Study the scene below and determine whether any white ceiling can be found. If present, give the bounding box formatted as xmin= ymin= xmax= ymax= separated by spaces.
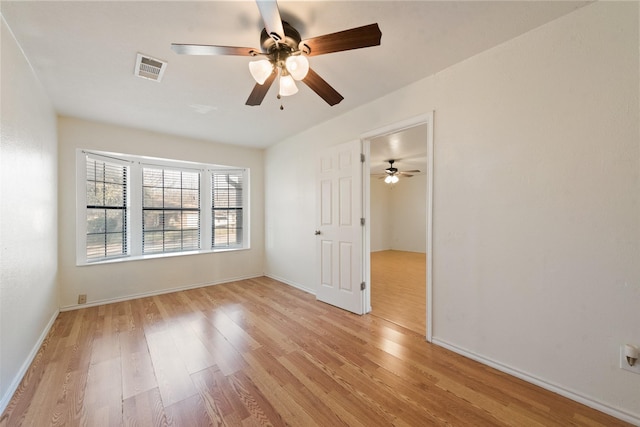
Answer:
xmin=369 ymin=124 xmax=428 ymax=176
xmin=1 ymin=1 xmax=588 ymax=149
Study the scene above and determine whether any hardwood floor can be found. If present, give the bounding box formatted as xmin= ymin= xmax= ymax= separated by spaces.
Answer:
xmin=371 ymin=250 xmax=426 ymax=335
xmin=0 ymin=277 xmax=629 ymax=426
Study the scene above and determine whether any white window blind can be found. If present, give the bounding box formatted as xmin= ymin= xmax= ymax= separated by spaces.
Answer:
xmin=142 ymin=167 xmax=201 ymax=254
xmin=85 ymin=156 xmax=128 ymax=261
xmin=212 ymin=170 xmax=243 ymax=248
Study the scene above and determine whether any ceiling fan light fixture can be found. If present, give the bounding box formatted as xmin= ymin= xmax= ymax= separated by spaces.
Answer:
xmin=279 ymin=73 xmax=298 ymax=97
xmin=249 ymin=59 xmax=273 ymax=85
xmin=285 ymin=55 xmax=309 ymax=81
xmin=384 ymin=175 xmax=399 ymax=184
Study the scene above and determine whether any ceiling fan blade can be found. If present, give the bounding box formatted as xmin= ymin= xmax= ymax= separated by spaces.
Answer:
xmin=402 ymin=170 xmax=421 ymax=173
xmin=246 ymin=71 xmax=277 ymax=106
xmin=300 ymin=23 xmax=382 ymax=57
xmin=256 ymin=0 xmax=285 ymax=42
xmin=302 ymin=68 xmax=344 ymax=106
xmin=171 ymin=44 xmax=258 ymax=56
xmin=399 ymin=173 xmax=414 ymax=178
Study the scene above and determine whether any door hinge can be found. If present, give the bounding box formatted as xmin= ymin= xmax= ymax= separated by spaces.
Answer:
xmin=360 ymin=153 xmax=365 ymax=163
xmin=360 ymin=218 xmax=365 ymax=226
xmin=361 ymin=282 xmax=366 ymax=290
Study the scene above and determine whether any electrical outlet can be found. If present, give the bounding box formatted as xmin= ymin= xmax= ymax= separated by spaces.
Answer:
xmin=620 ymin=345 xmax=640 ymax=374
xmin=78 ymin=294 xmax=87 ymax=304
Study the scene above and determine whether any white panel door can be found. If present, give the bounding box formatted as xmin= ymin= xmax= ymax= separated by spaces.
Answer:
xmin=316 ymin=140 xmax=364 ymax=314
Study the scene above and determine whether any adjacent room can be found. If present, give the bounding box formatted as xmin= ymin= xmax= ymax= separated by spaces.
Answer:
xmin=369 ymin=124 xmax=428 ymax=335
xmin=1 ymin=1 xmax=639 ymax=425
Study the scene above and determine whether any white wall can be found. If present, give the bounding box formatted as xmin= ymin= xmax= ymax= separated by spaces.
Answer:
xmin=370 ymin=177 xmax=392 ymax=251
xmin=57 ymin=117 xmax=265 ymax=308
xmin=370 ymin=175 xmax=427 ymax=253
xmin=0 ymin=17 xmax=59 ymax=411
xmin=265 ymin=2 xmax=640 ymax=422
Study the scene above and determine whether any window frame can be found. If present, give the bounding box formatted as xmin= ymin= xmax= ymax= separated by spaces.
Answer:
xmin=76 ymin=150 xmax=250 ymax=266
xmin=82 ymin=153 xmax=131 ymax=262
xmin=211 ymin=169 xmax=245 ymax=249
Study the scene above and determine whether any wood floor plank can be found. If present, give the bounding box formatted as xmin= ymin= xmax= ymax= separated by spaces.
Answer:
xmin=191 ymin=366 xmax=236 ymax=426
xmin=371 ymin=250 xmax=426 ymax=334
xmin=268 ymin=356 xmax=355 ymax=426
xmin=17 ymin=361 xmax=63 ymax=426
xmin=205 ymin=309 xmax=261 ymax=353
xmin=210 ymin=367 xmax=252 ymax=422
xmin=119 ymin=329 xmax=158 ymax=400
xmin=228 ymin=370 xmax=287 ymax=426
xmin=82 ymin=357 xmax=123 ymax=427
xmin=122 ymin=387 xmax=168 ymax=427
xmin=90 ymin=303 xmax=120 ymax=365
xmin=145 ymin=329 xmax=198 ymax=406
xmin=241 ymin=363 xmax=316 ymax=426
xmin=164 ymin=394 xmax=212 ymax=427
xmin=189 ymin=316 xmax=248 ymax=376
xmin=0 ymin=316 xmax=69 ymax=426
xmin=167 ymin=321 xmax=218 ymax=375
xmin=1 ymin=277 xmax=632 ymax=427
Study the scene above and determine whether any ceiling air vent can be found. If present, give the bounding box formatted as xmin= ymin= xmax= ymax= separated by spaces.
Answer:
xmin=134 ymin=53 xmax=167 ymax=82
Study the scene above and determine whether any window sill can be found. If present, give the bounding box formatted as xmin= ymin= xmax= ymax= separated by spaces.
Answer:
xmin=77 ymin=246 xmax=249 ymax=267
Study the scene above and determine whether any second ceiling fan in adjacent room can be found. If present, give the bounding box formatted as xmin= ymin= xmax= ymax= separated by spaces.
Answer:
xmin=377 ymin=160 xmax=420 ymax=184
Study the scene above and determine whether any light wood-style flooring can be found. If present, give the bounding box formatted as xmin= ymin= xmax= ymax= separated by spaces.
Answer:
xmin=371 ymin=250 xmax=426 ymax=335
xmin=0 ymin=277 xmax=629 ymax=426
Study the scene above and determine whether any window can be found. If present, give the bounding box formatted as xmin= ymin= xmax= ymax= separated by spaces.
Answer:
xmin=143 ymin=167 xmax=200 ymax=254
xmin=212 ymin=170 xmax=243 ymax=248
xmin=85 ymin=156 xmax=128 ymax=261
xmin=77 ymin=150 xmax=248 ymax=265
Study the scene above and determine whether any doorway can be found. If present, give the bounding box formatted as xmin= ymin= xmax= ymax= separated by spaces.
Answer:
xmin=361 ymin=113 xmax=434 ymax=341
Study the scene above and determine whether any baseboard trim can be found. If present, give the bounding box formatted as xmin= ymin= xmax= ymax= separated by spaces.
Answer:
xmin=432 ymin=338 xmax=640 ymax=426
xmin=0 ymin=309 xmax=59 ymax=415
xmin=264 ymin=274 xmax=315 ymax=295
xmin=59 ymin=274 xmax=262 ymax=312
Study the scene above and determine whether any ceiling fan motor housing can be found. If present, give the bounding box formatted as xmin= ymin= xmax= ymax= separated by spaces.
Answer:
xmin=260 ymin=21 xmax=302 ymax=56
xmin=386 ymin=160 xmax=398 ymax=175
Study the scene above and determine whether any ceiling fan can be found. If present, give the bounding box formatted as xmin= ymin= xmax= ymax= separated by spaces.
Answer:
xmin=170 ymin=0 xmax=382 ymax=107
xmin=377 ymin=160 xmax=420 ymax=183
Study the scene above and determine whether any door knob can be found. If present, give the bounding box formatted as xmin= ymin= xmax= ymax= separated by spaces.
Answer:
xmin=314 ymin=230 xmax=321 ymax=235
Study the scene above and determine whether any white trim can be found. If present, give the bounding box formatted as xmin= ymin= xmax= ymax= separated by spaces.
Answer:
xmin=433 ymin=338 xmax=640 ymax=426
xmin=425 ymin=112 xmax=434 ymax=342
xmin=360 ymin=112 xmax=435 ymax=343
xmin=0 ymin=309 xmax=59 ymax=414
xmin=83 ymin=150 xmax=133 ymax=166
xmin=264 ymin=274 xmax=316 ymax=295
xmin=76 ymin=149 xmax=88 ymax=265
xmin=362 ymin=140 xmax=372 ymax=313
xmin=360 ymin=113 xmax=434 ymax=140
xmin=59 ymin=274 xmax=262 ymax=311
xmin=78 ymin=246 xmax=250 ymax=266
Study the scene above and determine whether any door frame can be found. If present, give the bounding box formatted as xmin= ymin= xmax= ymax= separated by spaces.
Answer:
xmin=360 ymin=112 xmax=434 ymax=342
